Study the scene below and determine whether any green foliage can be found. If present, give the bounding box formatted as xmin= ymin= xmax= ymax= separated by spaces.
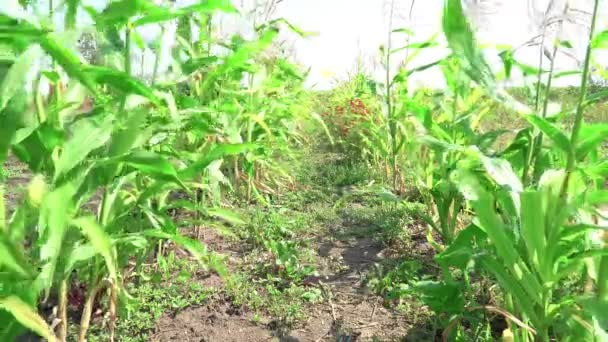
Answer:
xmin=243 ymin=208 xmax=315 ymax=282
xmin=1 ymin=0 xmax=608 ymax=341
xmin=318 ymin=0 xmax=608 ymax=340
xmin=0 ymin=1 xmax=316 ymax=340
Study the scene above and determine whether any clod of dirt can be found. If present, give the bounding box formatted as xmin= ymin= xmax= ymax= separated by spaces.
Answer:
xmin=151 ymin=302 xmax=273 ymax=342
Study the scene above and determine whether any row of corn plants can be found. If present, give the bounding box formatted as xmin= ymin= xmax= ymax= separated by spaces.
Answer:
xmin=0 ymin=0 xmax=313 ymax=340
xmin=321 ymin=0 xmax=608 ymax=340
xmin=408 ymin=0 xmax=607 ymax=340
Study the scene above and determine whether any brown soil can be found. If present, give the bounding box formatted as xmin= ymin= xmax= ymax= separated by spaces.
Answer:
xmin=151 ymin=221 xmax=418 ymax=342
xmin=151 ymin=300 xmax=274 ymax=342
xmin=3 ymin=155 xmax=30 ymax=212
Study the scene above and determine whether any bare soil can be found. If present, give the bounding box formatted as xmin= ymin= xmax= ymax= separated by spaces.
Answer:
xmin=150 ymin=218 xmax=421 ymax=342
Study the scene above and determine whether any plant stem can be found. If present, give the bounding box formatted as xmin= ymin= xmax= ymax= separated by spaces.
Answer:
xmin=0 ymin=185 xmax=5 ymax=232
xmin=151 ymin=24 xmax=165 ymax=86
xmin=57 ymin=278 xmax=68 ymax=342
xmin=385 ymin=0 xmax=397 ymax=191
xmin=124 ymin=25 xmax=132 ymax=78
xmin=559 ymin=0 xmax=599 ymax=200
xmin=527 ymin=3 xmax=569 ymax=185
xmin=109 ymin=282 xmax=118 ymax=342
xmin=78 ymin=279 xmax=110 ymax=342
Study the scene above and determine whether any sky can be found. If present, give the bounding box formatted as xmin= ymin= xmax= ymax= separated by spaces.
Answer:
xmin=266 ymin=0 xmax=604 ymax=89
xmin=2 ymin=0 xmax=607 ymax=90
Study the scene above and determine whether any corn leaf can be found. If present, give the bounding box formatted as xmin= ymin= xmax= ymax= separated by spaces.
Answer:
xmin=38 ymin=184 xmax=76 ymax=291
xmin=72 ymin=216 xmax=118 ymax=282
xmin=206 ymin=208 xmax=245 ymax=225
xmin=0 ymin=296 xmax=56 ymax=342
xmin=54 ymin=115 xmax=113 ymax=181
xmin=0 ymin=46 xmax=40 ymax=111
xmin=38 ymin=35 xmax=98 ymax=95
xmin=442 ymin=0 xmax=494 ymax=89
xmin=97 ymin=0 xmax=154 ymax=27
xmin=576 ymin=123 xmax=608 ymax=159
xmin=592 ymin=30 xmax=608 ymax=49
xmin=65 ymin=0 xmax=79 ymax=29
xmin=133 ymin=1 xmax=237 ymax=27
xmin=579 ymin=297 xmax=608 ymax=331
xmin=520 ymin=191 xmax=548 ymax=281
xmin=83 ymin=66 xmax=160 ymax=105
xmin=525 ymin=115 xmax=571 ymax=154
xmin=471 ymin=191 xmax=518 ymax=266
xmin=115 ymin=151 xmax=178 ymax=178
xmin=480 ymin=256 xmax=540 ymax=326
xmin=179 ymin=143 xmax=255 ymax=180
xmin=0 ymin=232 xmax=34 ymax=279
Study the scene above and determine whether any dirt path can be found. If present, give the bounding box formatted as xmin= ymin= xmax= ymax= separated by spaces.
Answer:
xmin=150 ymin=214 xmax=415 ymax=342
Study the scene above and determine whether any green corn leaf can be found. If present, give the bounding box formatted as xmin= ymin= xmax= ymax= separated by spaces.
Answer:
xmin=390 ymin=41 xmax=439 ymax=55
xmin=131 ymin=30 xmax=146 ymax=50
xmin=182 ymin=56 xmax=218 ymax=74
xmin=206 ymin=208 xmax=246 ymax=225
xmin=54 ymin=115 xmax=113 ymax=181
xmin=479 ymin=256 xmax=540 ymax=326
xmin=499 ymin=50 xmax=514 ymax=78
xmin=415 ymin=280 xmax=465 ymax=315
xmin=97 ymin=0 xmax=153 ymax=27
xmin=587 ymin=190 xmax=608 ymax=207
xmin=553 ymin=70 xmax=581 ymax=79
xmin=133 ymin=0 xmax=237 ymax=27
xmin=62 ymin=243 xmax=96 ymax=277
xmin=480 ymin=156 xmax=523 ymax=193
xmin=584 ymin=89 xmax=608 ymax=106
xmin=141 ymin=230 xmax=225 ymax=273
xmin=520 ymin=191 xmax=548 ymax=281
xmin=65 ymin=0 xmax=80 ymax=29
xmin=525 ymin=115 xmax=571 ymax=154
xmin=392 ymin=27 xmax=414 ymax=35
xmin=392 ymin=60 xmax=443 ymax=84
xmin=579 ymin=298 xmax=608 ymax=331
xmin=560 ymin=224 xmax=606 ymax=241
xmin=72 ymin=216 xmax=117 ymax=281
xmin=0 ymin=232 xmax=35 ymax=279
xmin=0 ymin=296 xmax=56 ymax=342
xmin=83 ymin=66 xmax=160 ymax=105
xmin=471 ymin=190 xmax=518 ymax=266
xmin=107 ymin=110 xmax=149 ymax=157
xmin=179 ymin=143 xmax=255 ymax=180
xmin=0 ymin=15 xmax=42 ymax=52
xmin=0 ymin=46 xmax=40 ymax=111
xmin=583 ymin=160 xmax=608 ymax=179
xmin=442 ymin=0 xmax=494 ymax=89
xmin=472 ymin=190 xmax=544 ymax=306
xmin=260 ymin=18 xmax=314 ymax=37
xmin=592 ymin=30 xmax=608 ymax=49
xmin=576 ymin=123 xmax=608 ymax=159
xmin=436 ymin=224 xmax=486 ymax=270
xmin=38 ymin=184 xmax=76 ymax=292
xmin=579 ymin=297 xmax=608 ymax=331
xmin=0 ymin=93 xmax=30 ymax=166
xmin=38 ymin=35 xmax=98 ymax=96
xmin=117 ymin=151 xmax=177 ymax=177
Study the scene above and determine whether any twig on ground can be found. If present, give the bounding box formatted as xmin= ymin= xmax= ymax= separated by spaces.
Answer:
xmin=370 ymin=302 xmax=377 ymax=322
xmin=314 ymin=330 xmax=330 ymax=342
xmin=319 ymin=281 xmax=337 ymax=322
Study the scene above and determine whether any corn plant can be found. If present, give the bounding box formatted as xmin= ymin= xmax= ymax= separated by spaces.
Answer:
xmin=403 ymin=55 xmax=501 ymax=246
xmin=0 ymin=0 xmax=311 ymax=340
xmin=431 ymin=0 xmax=608 ymax=340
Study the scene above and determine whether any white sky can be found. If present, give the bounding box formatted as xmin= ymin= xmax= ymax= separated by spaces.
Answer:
xmin=267 ymin=0 xmax=605 ymax=89
xmin=3 ymin=0 xmax=607 ymax=90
